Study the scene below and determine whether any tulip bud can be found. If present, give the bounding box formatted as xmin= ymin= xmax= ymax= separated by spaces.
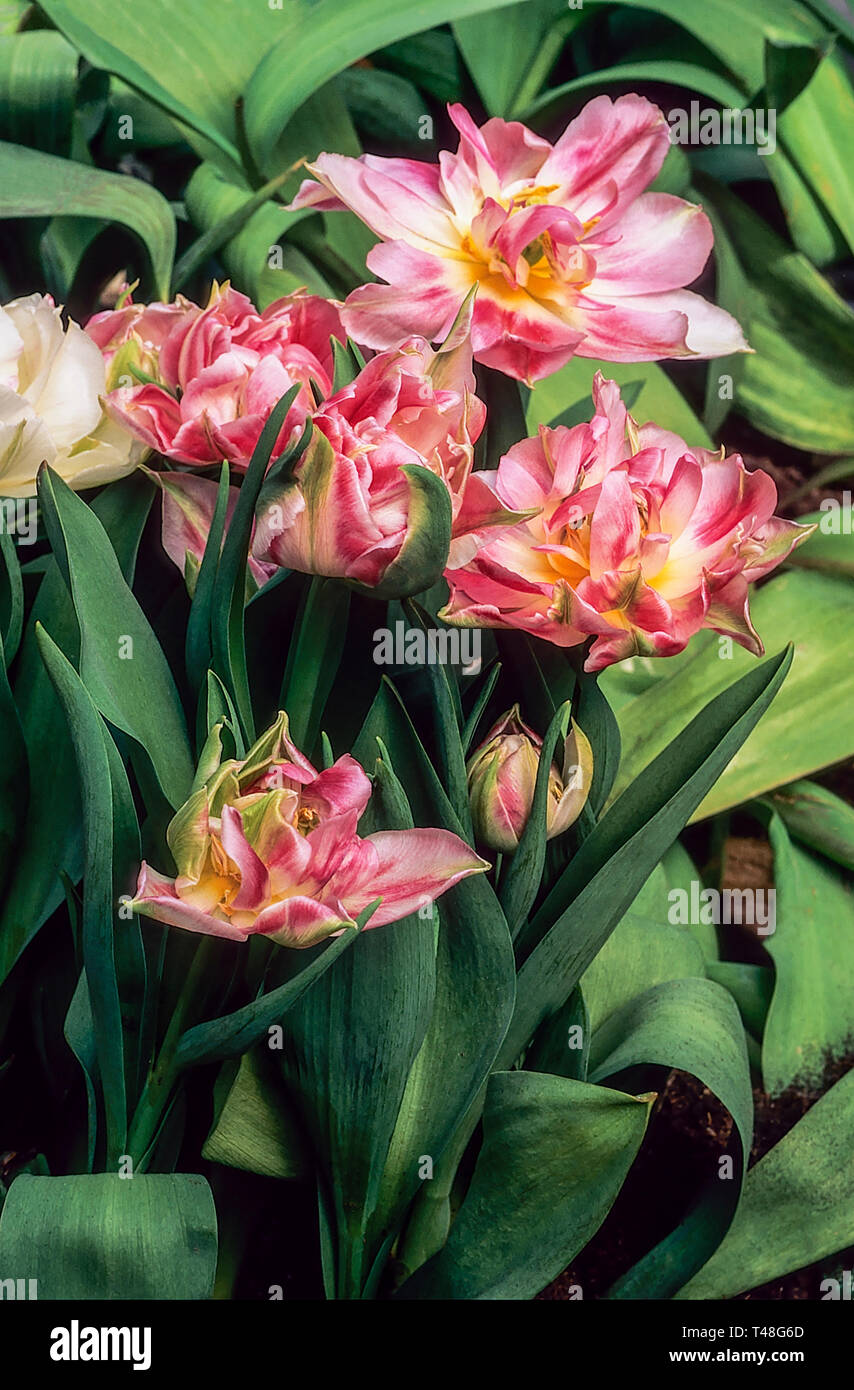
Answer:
xmin=466 ymin=705 xmax=593 ymax=853
xmin=252 ymin=420 xmax=453 ymax=599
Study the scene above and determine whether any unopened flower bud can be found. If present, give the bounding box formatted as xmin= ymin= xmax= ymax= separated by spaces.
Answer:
xmin=466 ymin=704 xmax=592 ymax=853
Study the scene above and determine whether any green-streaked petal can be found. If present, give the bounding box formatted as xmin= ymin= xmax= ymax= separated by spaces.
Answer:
xmin=238 ymin=787 xmax=299 ymax=859
xmin=353 ymin=463 xmax=452 ymax=601
xmin=191 ymin=720 xmax=226 ymax=795
xmin=166 ymin=785 xmax=210 ymax=883
xmin=208 ymin=765 xmax=241 ymax=817
xmin=238 ymin=710 xmax=292 ymax=788
xmin=550 ymin=719 xmax=594 ymax=836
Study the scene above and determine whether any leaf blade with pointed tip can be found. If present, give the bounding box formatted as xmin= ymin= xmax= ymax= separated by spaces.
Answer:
xmin=677 ymin=1068 xmax=854 ymax=1299
xmin=396 ymin=1072 xmax=651 ymax=1300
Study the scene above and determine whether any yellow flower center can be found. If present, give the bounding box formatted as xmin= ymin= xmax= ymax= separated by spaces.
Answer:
xmin=504 ymin=183 xmax=560 ymax=211
xmin=295 ymin=806 xmax=320 ymax=835
xmin=205 ymin=833 xmax=242 ymax=915
xmin=458 ymin=181 xmax=600 ymax=296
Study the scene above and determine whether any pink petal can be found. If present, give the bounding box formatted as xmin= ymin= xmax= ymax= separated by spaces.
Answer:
xmin=538 ymin=94 xmax=671 ymax=230
xmin=105 ymin=384 xmax=182 ymax=454
xmin=291 ymin=153 xmax=458 ymax=252
xmin=493 ymin=204 xmax=585 ymax=278
xmin=286 ymin=177 xmax=350 ymax=214
xmin=449 ymin=470 xmax=531 ymax=567
xmin=497 ymin=436 xmax=554 ymax=509
xmin=131 ymin=863 xmax=251 ymax=941
xmin=704 ymin=573 xmax=762 ymax=654
xmin=572 ymin=287 xmax=748 ymax=361
xmin=220 ymin=805 xmax=270 ymax=910
xmin=441 ymin=578 xmax=585 ymax=648
xmin=264 ymin=821 xmax=313 ymax=895
xmin=361 ymin=154 xmax=446 ymax=206
xmin=155 ymin=471 xmax=224 ymax=565
xmin=340 ymin=828 xmax=488 ymax=926
xmin=468 ymin=282 xmax=586 ymax=382
xmin=261 ymin=292 xmax=346 ymax=382
xmin=252 ymin=895 xmax=355 ymax=947
xmin=179 ymin=352 xmax=247 ymax=426
xmin=343 ymin=244 xmax=474 ymax=350
xmin=304 ymin=808 xmax=362 ymax=885
xmin=589 ymin=470 xmax=641 ymax=576
xmin=590 ymin=193 xmax=713 ymax=295
xmin=659 ymin=456 xmax=704 ymax=538
xmin=447 ymin=103 xmax=551 ymax=197
xmin=149 ymin=471 xmax=274 ymax=590
xmin=303 ymin=755 xmax=372 ymax=818
xmin=741 ymin=515 xmax=816 ymax=582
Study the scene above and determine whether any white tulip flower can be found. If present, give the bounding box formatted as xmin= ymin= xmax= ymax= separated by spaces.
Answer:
xmin=0 ymin=293 xmax=143 ymax=499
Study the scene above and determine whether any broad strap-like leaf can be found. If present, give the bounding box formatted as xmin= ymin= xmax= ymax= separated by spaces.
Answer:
xmin=0 ymin=1173 xmax=217 ymax=1298
xmin=677 ymin=1067 xmax=854 ymax=1299
xmin=38 ymin=465 xmax=193 ymax=809
xmin=589 ymin=976 xmax=753 ymax=1299
xmin=396 ymin=1072 xmax=652 ymax=1300
xmin=505 ymin=648 xmax=792 ymax=1065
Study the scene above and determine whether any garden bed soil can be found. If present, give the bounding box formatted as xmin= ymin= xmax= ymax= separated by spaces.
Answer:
xmin=539 ymin=1055 xmax=854 ymax=1301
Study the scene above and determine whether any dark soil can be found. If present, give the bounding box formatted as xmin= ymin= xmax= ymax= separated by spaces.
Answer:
xmin=538 ymin=1070 xmax=733 ymax=1301
xmin=744 ymin=449 xmax=853 ymax=523
xmin=539 ymin=1054 xmax=854 ymax=1301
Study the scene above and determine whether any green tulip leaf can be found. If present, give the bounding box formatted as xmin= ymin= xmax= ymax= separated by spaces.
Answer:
xmin=38 ymin=465 xmax=193 ymax=810
xmin=604 ymin=571 xmax=854 ymax=819
xmin=353 ymin=681 xmax=516 ymax=1289
xmin=0 ymin=476 xmax=152 ymax=988
xmin=397 ymin=1072 xmax=652 ymax=1300
xmin=0 ymin=140 xmax=174 ymax=298
xmin=760 ymin=809 xmax=854 ymax=1095
xmin=0 ymin=1172 xmax=217 ymax=1299
xmin=202 ymin=1048 xmax=308 ymax=1181
xmin=678 ymin=1068 xmax=854 ymax=1299
xmin=589 ymin=976 xmax=753 ymax=1299
xmin=765 ymin=778 xmax=854 ymax=872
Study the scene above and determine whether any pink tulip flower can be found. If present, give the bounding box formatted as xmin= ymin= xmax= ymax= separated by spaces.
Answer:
xmin=252 ymin=327 xmax=519 ymax=595
xmin=441 ymin=374 xmax=814 ymax=671
xmin=88 ymin=284 xmax=346 ymax=468
xmin=131 ymin=713 xmax=488 ymax=948
xmin=287 ymin=96 xmax=748 ymax=383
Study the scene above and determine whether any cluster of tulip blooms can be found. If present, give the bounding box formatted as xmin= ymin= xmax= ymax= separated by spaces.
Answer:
xmin=0 ymin=95 xmax=812 ymax=949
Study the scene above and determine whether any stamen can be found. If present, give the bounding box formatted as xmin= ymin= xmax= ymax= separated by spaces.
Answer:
xmin=295 ymin=806 xmax=321 ymax=835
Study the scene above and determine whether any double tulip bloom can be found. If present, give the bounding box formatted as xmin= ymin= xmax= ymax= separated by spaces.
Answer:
xmin=442 ymin=374 xmax=813 ymax=670
xmin=0 ymin=293 xmax=141 ymax=497
xmin=88 ymin=283 xmax=346 ymax=469
xmin=467 ymin=706 xmax=593 ymax=853
xmin=131 ymin=713 xmax=488 ymax=947
xmin=251 ymin=323 xmax=517 ymax=596
xmin=288 ymin=95 xmax=748 ymax=382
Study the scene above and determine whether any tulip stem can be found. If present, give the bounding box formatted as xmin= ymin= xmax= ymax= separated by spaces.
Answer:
xmin=396 ymin=1091 xmax=484 ymax=1282
xmin=126 ymin=936 xmax=219 ymax=1169
xmin=280 ymin=575 xmax=350 ymax=754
